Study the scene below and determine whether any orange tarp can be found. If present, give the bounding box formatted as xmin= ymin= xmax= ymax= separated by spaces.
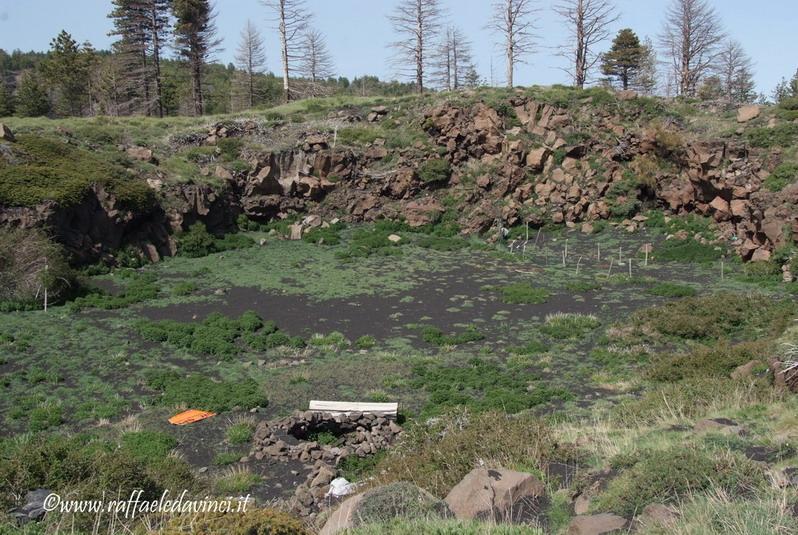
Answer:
xmin=168 ymin=409 xmax=216 ymax=425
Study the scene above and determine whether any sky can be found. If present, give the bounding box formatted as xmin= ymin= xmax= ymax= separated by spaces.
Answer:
xmin=0 ymin=0 xmax=794 ymax=96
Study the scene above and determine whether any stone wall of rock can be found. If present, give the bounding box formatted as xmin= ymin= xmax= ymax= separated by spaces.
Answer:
xmin=248 ymin=410 xmax=401 ymax=518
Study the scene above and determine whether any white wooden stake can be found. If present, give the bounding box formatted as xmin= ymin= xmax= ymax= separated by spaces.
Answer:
xmin=628 ymin=259 xmax=632 ymax=278
xmin=607 ymin=258 xmax=614 ymax=277
xmin=534 ymin=228 xmax=542 ymax=248
xmin=43 ymin=255 xmax=48 ymax=312
xmin=576 ymin=256 xmax=582 ymax=275
xmin=597 ymin=243 xmax=601 ymax=262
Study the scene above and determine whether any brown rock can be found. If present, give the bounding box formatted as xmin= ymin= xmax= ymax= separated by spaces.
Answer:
xmin=126 ymin=145 xmax=156 ymax=163
xmin=319 ymin=493 xmax=364 ymax=535
xmin=616 ymin=90 xmax=638 ymax=101
xmin=526 ymin=147 xmax=551 ymax=171
xmin=310 ymin=465 xmax=336 ymax=488
xmin=729 ymin=199 xmax=749 ymax=218
xmin=0 ymin=123 xmax=15 ymax=141
xmin=694 ymin=418 xmax=744 ymax=435
xmin=736 ymin=105 xmax=761 ymax=123
xmin=709 ymin=196 xmax=731 ymax=221
xmin=638 ymin=503 xmax=678 ymax=528
xmin=403 ymin=198 xmax=444 ymax=227
xmin=751 ymin=247 xmax=772 ymax=262
xmin=444 ymin=468 xmax=545 ymax=522
xmin=214 ymin=165 xmax=233 ymax=180
xmin=567 ymin=514 xmax=627 ymax=535
xmin=288 ymin=224 xmax=303 ymax=241
xmin=731 ymin=360 xmax=763 ymax=380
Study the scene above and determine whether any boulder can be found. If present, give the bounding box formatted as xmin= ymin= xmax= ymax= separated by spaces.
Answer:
xmin=319 ymin=493 xmax=365 ymax=535
xmin=708 ymin=196 xmax=731 ymax=221
xmin=288 ymin=224 xmax=303 ymax=241
xmin=731 ymin=359 xmax=763 ymax=380
xmin=526 ymin=147 xmax=551 ymax=171
xmin=387 ymin=234 xmax=402 ymax=243
xmin=126 ymin=145 xmax=157 ymax=163
xmin=616 ymin=90 xmax=638 ymax=101
xmin=637 ymin=503 xmax=678 ymax=528
xmin=736 ymin=105 xmax=761 ymax=123
xmin=403 ymin=198 xmax=444 ymax=227
xmin=445 ymin=468 xmax=545 ymax=523
xmin=0 ymin=123 xmax=15 ymax=142
xmin=567 ymin=513 xmax=627 ymax=535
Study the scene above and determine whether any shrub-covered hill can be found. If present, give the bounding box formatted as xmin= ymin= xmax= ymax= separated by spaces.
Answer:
xmin=1 ymin=87 xmax=797 ymax=267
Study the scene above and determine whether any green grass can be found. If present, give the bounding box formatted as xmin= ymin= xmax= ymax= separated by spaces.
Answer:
xmin=411 ymin=357 xmax=571 ymax=414
xmin=646 ymin=282 xmax=697 ymax=297
xmin=0 ymin=135 xmax=153 ymax=209
xmin=226 ymin=420 xmax=255 ymax=445
xmin=764 ymin=162 xmax=798 ymax=192
xmin=657 ymin=239 xmax=725 ymax=263
xmin=494 ymin=283 xmax=550 ymax=304
xmin=214 ymin=466 xmax=261 ymax=494
xmin=418 ymin=325 xmax=485 ymax=346
xmin=145 ymin=371 xmax=267 ymax=413
xmin=540 ymin=313 xmax=601 ymax=340
xmin=121 ymin=430 xmax=177 ymax=462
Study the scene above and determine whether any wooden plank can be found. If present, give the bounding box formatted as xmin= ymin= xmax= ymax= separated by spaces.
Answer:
xmin=309 ymin=400 xmax=398 ymax=418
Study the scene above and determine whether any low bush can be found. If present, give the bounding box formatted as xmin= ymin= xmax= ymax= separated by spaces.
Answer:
xmin=657 ymin=239 xmax=724 ymax=263
xmin=419 ymin=325 xmax=485 ymax=346
xmin=162 ymin=508 xmax=309 ymax=535
xmin=71 ymin=272 xmax=159 ymax=311
xmin=120 ymin=431 xmax=177 ymax=462
xmin=308 ymin=331 xmax=349 ymax=348
xmin=411 ymin=357 xmax=570 ymax=414
xmin=633 ymin=293 xmax=795 ymax=340
xmin=337 ymin=222 xmax=405 ymax=259
xmin=646 ymin=340 xmax=767 ymax=382
xmin=418 ymin=158 xmax=451 ymax=185
xmin=350 ymin=482 xmax=450 ymax=528
xmin=374 ymin=409 xmax=578 ymax=497
xmin=226 ymin=420 xmax=255 ymax=445
xmin=177 ymin=222 xmax=254 ymax=258
xmin=594 ymin=447 xmax=766 ymax=517
xmin=145 ymin=371 xmax=267 ymax=412
xmin=214 ymin=466 xmax=261 ymax=494
xmin=303 ymin=221 xmax=345 ymax=245
xmin=355 ymin=335 xmax=377 ymax=349
xmin=541 ymin=313 xmax=601 ymax=340
xmin=746 ymin=123 xmax=798 ymax=148
xmin=646 ymin=282 xmax=696 ymax=297
xmin=495 ymin=283 xmax=550 ymax=304
xmin=764 ymin=162 xmax=798 ymax=192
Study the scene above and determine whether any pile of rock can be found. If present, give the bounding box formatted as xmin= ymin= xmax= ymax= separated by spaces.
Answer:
xmin=366 ymin=106 xmax=388 ymax=123
xmin=249 ymin=410 xmax=402 ymax=517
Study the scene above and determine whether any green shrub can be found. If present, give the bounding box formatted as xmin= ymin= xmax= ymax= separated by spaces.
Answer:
xmin=658 ymin=239 xmax=724 ymax=263
xmin=351 ymin=482 xmax=451 ymax=528
xmin=303 ymin=222 xmax=345 ymax=245
xmin=746 ymin=123 xmax=798 ymax=148
xmin=226 ymin=421 xmax=255 ymax=445
xmin=171 ymin=281 xmax=197 ymax=296
xmin=595 ymin=447 xmax=766 ymax=517
xmin=71 ymin=272 xmax=159 ymax=311
xmin=161 ymin=508 xmax=309 ymax=535
xmin=355 ymin=335 xmax=377 ymax=349
xmin=495 ymin=283 xmax=550 ymax=304
xmin=646 ymin=340 xmax=767 ymax=382
xmin=541 ymin=313 xmax=601 ymax=340
xmin=309 ymin=331 xmax=349 ymax=348
xmin=213 ymin=466 xmax=262 ymax=494
xmin=647 ymin=282 xmax=697 ymax=297
xmin=121 ymin=431 xmax=177 ymax=462
xmin=0 ymin=135 xmax=153 ymax=209
xmin=177 ymin=222 xmax=254 ymax=258
xmin=337 ymin=223 xmax=405 ymax=259
xmin=633 ymin=293 xmax=795 ymax=340
xmin=28 ymin=403 xmax=63 ymax=432
xmin=418 ymin=158 xmax=451 ymax=185
xmin=764 ymin=162 xmax=798 ymax=192
xmin=419 ymin=325 xmax=485 ymax=346
xmin=411 ymin=357 xmax=570 ymax=414
xmin=374 ymin=409 xmax=577 ymax=497
xmin=145 ymin=371 xmax=267 ymax=412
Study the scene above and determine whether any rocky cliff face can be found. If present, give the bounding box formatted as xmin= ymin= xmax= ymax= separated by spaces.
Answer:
xmin=1 ymin=92 xmax=796 ymax=265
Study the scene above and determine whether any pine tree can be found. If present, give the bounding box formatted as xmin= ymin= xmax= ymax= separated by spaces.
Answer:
xmin=234 ymin=20 xmax=267 ymax=109
xmin=0 ymin=82 xmax=14 ymax=116
xmin=601 ymin=29 xmax=644 ymax=90
xmin=173 ymin=0 xmax=221 ymax=116
xmin=40 ymin=31 xmax=93 ymax=116
xmin=635 ymin=38 xmax=658 ymax=95
xmin=14 ymin=71 xmax=50 ymax=117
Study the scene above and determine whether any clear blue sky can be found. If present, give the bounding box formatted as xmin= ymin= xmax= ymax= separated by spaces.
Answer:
xmin=0 ymin=0 xmax=794 ymax=96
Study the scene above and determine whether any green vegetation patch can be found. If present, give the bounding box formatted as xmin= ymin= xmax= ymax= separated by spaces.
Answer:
xmin=646 ymin=340 xmax=768 ymax=382
xmin=177 ymin=222 xmax=255 ymax=258
xmin=411 ymin=357 xmax=570 ymax=414
xmin=494 ymin=283 xmax=550 ymax=304
xmin=418 ymin=325 xmax=485 ymax=346
xmin=595 ymin=447 xmax=766 ymax=517
xmin=657 ymin=239 xmax=725 ymax=263
xmin=646 ymin=282 xmax=697 ymax=297
xmin=633 ymin=293 xmax=795 ymax=341
xmin=145 ymin=370 xmax=267 ymax=412
xmin=418 ymin=158 xmax=451 ymax=185
xmin=0 ymin=134 xmax=153 ymax=209
xmin=764 ymin=162 xmax=798 ymax=192
xmin=540 ymin=313 xmax=601 ymax=340
xmin=121 ymin=430 xmax=177 ymax=463
xmin=70 ymin=271 xmax=159 ymax=311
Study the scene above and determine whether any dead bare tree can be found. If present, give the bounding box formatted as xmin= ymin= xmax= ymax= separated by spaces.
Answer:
xmin=234 ymin=20 xmax=267 ymax=109
xmin=432 ymin=26 xmax=474 ymax=91
xmin=659 ymin=0 xmax=725 ymax=97
xmin=716 ymin=39 xmax=753 ymax=103
xmin=388 ymin=0 xmax=443 ymax=94
xmin=554 ymin=0 xmax=619 ymax=89
xmin=299 ymin=28 xmax=335 ymax=97
xmin=263 ymin=0 xmax=309 ymax=102
xmin=488 ymin=0 xmax=539 ymax=88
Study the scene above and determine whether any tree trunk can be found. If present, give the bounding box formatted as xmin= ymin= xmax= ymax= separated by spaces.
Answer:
xmin=151 ymin=7 xmax=164 ymax=118
xmin=279 ymin=5 xmax=290 ymax=102
xmin=192 ymin=53 xmax=203 ymax=115
xmin=416 ymin=7 xmax=424 ymax=93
